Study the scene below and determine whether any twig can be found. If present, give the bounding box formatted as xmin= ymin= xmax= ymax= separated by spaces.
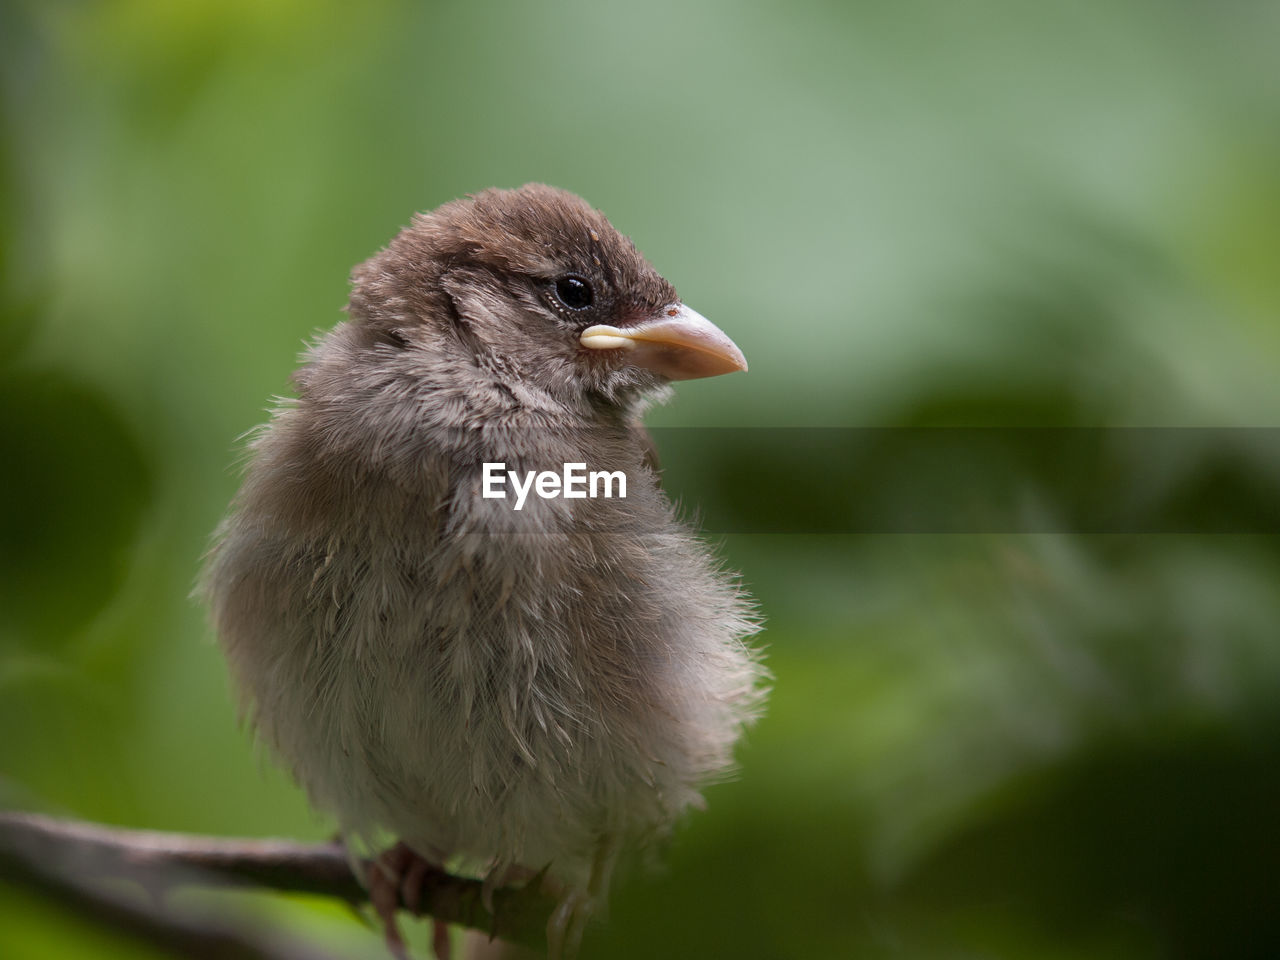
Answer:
xmin=0 ymin=812 xmax=554 ymax=955
xmin=0 ymin=827 xmax=343 ymax=960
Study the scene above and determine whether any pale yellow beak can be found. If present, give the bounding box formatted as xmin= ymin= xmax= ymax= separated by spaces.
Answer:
xmin=579 ymin=304 xmax=748 ymax=381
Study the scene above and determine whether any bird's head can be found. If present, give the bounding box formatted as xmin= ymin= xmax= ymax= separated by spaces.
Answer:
xmin=346 ymin=184 xmax=746 ymax=410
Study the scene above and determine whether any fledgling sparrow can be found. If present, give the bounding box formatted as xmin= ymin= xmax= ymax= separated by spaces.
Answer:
xmin=201 ymin=184 xmax=767 ymax=957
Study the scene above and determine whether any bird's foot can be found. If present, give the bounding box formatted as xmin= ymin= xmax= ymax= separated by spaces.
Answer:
xmin=546 ymin=886 xmax=593 ymax=960
xmin=367 ymin=841 xmax=450 ymax=960
xmin=478 ymin=863 xmax=588 ymax=959
xmin=544 ymin=833 xmax=618 ymax=958
xmin=367 ymin=845 xmax=410 ymax=960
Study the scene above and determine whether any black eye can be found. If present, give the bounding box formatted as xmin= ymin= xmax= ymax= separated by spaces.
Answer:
xmin=553 ymin=275 xmax=593 ymax=311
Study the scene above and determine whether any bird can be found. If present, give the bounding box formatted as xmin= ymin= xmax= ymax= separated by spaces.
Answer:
xmin=201 ymin=184 xmax=767 ymax=957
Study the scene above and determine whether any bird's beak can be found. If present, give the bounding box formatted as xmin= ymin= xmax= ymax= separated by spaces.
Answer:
xmin=579 ymin=304 xmax=748 ymax=381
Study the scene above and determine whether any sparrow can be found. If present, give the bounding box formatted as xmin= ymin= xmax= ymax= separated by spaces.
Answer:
xmin=201 ymin=184 xmax=767 ymax=957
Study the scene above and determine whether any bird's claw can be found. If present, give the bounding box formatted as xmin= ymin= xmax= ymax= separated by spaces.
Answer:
xmin=546 ymin=887 xmax=593 ymax=960
xmin=366 ymin=842 xmax=450 ymax=960
xmin=367 ymin=850 xmax=409 ymax=960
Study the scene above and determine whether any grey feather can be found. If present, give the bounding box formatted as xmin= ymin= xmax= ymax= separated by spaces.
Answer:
xmin=200 ymin=185 xmax=767 ymax=897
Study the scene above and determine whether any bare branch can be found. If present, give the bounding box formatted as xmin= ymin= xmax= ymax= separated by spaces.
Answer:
xmin=0 ymin=822 xmax=344 ymax=960
xmin=0 ymin=812 xmax=553 ymax=956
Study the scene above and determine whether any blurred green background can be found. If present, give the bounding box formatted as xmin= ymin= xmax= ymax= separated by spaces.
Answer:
xmin=3 ymin=1 xmax=1279 ymax=957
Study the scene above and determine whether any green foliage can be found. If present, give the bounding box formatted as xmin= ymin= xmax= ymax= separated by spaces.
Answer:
xmin=3 ymin=1 xmax=1279 ymax=957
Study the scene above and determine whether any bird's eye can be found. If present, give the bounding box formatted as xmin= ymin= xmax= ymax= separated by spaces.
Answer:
xmin=553 ymin=275 xmax=594 ymax=311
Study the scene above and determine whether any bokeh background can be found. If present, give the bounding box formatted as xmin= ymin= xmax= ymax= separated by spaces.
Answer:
xmin=3 ymin=1 xmax=1280 ymax=957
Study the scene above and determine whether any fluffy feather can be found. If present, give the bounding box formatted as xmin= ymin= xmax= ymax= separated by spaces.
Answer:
xmin=202 ymin=184 xmax=766 ymax=905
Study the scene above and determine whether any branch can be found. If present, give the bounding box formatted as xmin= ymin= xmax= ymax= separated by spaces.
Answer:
xmin=0 ymin=812 xmax=554 ymax=955
xmin=0 ymin=836 xmax=340 ymax=960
